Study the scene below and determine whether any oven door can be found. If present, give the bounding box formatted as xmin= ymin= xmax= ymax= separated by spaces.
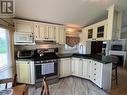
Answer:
xmin=35 ymin=61 xmax=58 ymax=80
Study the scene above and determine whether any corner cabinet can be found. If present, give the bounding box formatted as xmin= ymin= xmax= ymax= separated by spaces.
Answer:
xmin=82 ymin=20 xmax=108 ymax=41
xmin=60 ymin=58 xmax=112 ymax=90
xmin=81 ymin=5 xmax=121 ymax=41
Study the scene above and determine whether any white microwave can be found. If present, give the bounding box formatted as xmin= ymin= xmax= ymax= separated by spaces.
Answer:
xmin=14 ymin=32 xmax=35 ymax=45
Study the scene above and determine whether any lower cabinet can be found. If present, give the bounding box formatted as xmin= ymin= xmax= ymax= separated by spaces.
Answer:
xmin=59 ymin=58 xmax=112 ymax=90
xmin=16 ymin=61 xmax=35 ymax=84
xmin=59 ymin=58 xmax=71 ymax=78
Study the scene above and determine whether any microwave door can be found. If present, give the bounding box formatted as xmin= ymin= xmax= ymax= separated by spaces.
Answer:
xmin=14 ymin=32 xmax=33 ymax=43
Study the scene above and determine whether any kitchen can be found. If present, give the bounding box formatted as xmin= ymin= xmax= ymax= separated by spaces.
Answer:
xmin=0 ymin=0 xmax=127 ymax=95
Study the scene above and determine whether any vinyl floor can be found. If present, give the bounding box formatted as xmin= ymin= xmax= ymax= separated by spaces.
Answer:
xmin=28 ymin=77 xmax=107 ymax=95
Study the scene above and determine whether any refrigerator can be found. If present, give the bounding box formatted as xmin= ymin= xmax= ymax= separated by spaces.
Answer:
xmin=78 ymin=41 xmax=91 ymax=54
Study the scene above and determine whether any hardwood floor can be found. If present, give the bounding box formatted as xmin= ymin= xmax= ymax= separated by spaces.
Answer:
xmin=109 ymin=67 xmax=127 ymax=95
xmin=28 ymin=77 xmax=107 ymax=95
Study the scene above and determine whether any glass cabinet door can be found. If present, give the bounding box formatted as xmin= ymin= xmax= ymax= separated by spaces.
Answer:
xmin=88 ymin=29 xmax=93 ymax=39
xmin=97 ymin=25 xmax=104 ymax=38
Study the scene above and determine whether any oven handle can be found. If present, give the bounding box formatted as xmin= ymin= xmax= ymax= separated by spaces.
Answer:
xmin=34 ymin=64 xmax=43 ymax=65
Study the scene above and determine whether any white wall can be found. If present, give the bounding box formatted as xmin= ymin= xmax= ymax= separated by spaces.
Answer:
xmin=121 ymin=32 xmax=127 ymax=50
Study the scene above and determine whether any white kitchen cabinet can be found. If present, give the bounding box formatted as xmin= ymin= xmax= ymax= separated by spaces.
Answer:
xmin=95 ymin=20 xmax=108 ymax=41
xmin=81 ymin=5 xmax=121 ymax=41
xmin=82 ymin=59 xmax=88 ymax=79
xmin=34 ymin=23 xmax=56 ymax=40
xmin=87 ymin=60 xmax=112 ymax=90
xmin=46 ymin=24 xmax=56 ymax=40
xmin=85 ymin=25 xmax=96 ymax=41
xmin=14 ymin=19 xmax=34 ymax=34
xmin=71 ymin=58 xmax=79 ymax=76
xmin=34 ymin=23 xmax=46 ymax=40
xmin=55 ymin=25 xmax=66 ymax=44
xmin=83 ymin=20 xmax=108 ymax=41
xmin=90 ymin=61 xmax=102 ymax=85
xmin=71 ymin=58 xmax=83 ymax=77
xmin=16 ymin=61 xmax=35 ymax=84
xmin=86 ymin=60 xmax=93 ymax=80
xmin=79 ymin=29 xmax=87 ymax=42
xmin=59 ymin=26 xmax=66 ymax=44
xmin=59 ymin=58 xmax=71 ymax=78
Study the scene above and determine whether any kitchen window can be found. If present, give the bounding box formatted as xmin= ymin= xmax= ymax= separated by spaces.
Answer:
xmin=0 ymin=27 xmax=11 ymax=71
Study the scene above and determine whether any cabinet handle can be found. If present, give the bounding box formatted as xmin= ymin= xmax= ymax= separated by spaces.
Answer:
xmin=94 ymin=74 xmax=96 ymax=75
xmin=94 ymin=79 xmax=96 ymax=81
xmin=94 ymin=68 xmax=96 ymax=70
xmin=94 ymin=63 xmax=96 ymax=65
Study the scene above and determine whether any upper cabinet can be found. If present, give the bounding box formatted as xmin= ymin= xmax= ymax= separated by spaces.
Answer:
xmin=81 ymin=5 xmax=121 ymax=41
xmin=34 ymin=23 xmax=56 ymax=41
xmin=95 ymin=20 xmax=108 ymax=41
xmin=82 ymin=20 xmax=107 ymax=41
xmin=14 ymin=19 xmax=66 ymax=44
xmin=14 ymin=19 xmax=34 ymax=34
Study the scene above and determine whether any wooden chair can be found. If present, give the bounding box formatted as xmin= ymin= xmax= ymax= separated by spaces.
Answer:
xmin=41 ymin=77 xmax=49 ymax=95
xmin=23 ymin=84 xmax=28 ymax=95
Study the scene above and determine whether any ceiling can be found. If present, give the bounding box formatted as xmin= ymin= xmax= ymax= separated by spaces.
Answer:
xmin=15 ymin=0 xmax=127 ymax=27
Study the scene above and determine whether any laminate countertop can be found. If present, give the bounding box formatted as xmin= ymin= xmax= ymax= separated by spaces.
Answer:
xmin=57 ymin=53 xmax=112 ymax=64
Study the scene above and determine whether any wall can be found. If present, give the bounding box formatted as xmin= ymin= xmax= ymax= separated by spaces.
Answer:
xmin=121 ymin=32 xmax=127 ymax=51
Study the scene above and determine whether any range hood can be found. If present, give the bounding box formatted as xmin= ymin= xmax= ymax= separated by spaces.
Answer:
xmin=35 ymin=40 xmax=61 ymax=49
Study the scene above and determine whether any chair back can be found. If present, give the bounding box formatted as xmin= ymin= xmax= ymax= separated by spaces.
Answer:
xmin=110 ymin=55 xmax=119 ymax=65
xmin=41 ymin=77 xmax=49 ymax=95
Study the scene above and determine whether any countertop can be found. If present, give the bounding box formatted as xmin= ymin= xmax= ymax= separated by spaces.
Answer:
xmin=57 ymin=53 xmax=112 ymax=64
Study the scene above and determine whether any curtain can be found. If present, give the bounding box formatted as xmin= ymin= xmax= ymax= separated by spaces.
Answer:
xmin=66 ymin=36 xmax=80 ymax=47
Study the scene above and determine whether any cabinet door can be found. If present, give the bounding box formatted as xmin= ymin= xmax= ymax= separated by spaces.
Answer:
xmin=38 ymin=23 xmax=47 ymax=39
xmin=78 ymin=59 xmax=83 ymax=77
xmin=86 ymin=25 xmax=95 ymax=41
xmin=87 ymin=60 xmax=93 ymax=80
xmin=16 ymin=61 xmax=30 ymax=84
xmin=80 ymin=28 xmax=87 ymax=42
xmin=34 ymin=24 xmax=40 ymax=40
xmin=82 ymin=59 xmax=88 ymax=79
xmin=71 ymin=58 xmax=83 ymax=77
xmin=55 ymin=25 xmax=60 ymax=43
xmin=95 ymin=20 xmax=108 ymax=41
xmin=60 ymin=58 xmax=71 ymax=77
xmin=46 ymin=24 xmax=55 ymax=40
xmin=59 ymin=26 xmax=65 ymax=44
xmin=15 ymin=20 xmax=34 ymax=33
